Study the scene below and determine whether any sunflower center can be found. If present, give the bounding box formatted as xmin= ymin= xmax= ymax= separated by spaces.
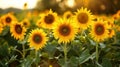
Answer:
xmin=6 ymin=17 xmax=11 ymax=23
xmin=15 ymin=25 xmax=22 ymax=34
xmin=59 ymin=25 xmax=71 ymax=36
xmin=77 ymin=13 xmax=88 ymax=24
xmin=23 ymin=22 xmax=27 ymax=26
xmin=66 ymin=14 xmax=71 ymax=19
xmin=33 ymin=34 xmax=42 ymax=44
xmin=95 ymin=24 xmax=105 ymax=35
xmin=44 ymin=14 xmax=54 ymax=24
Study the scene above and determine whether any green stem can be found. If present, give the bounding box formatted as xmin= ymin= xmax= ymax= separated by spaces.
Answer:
xmin=96 ymin=43 xmax=99 ymax=62
xmin=14 ymin=49 xmax=23 ymax=57
xmin=35 ymin=50 xmax=38 ymax=67
xmin=22 ymin=44 xmax=25 ymax=59
xmin=63 ymin=44 xmax=67 ymax=67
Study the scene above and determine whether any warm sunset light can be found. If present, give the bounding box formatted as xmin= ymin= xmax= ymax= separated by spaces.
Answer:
xmin=0 ymin=0 xmax=38 ymax=9
xmin=65 ymin=0 xmax=75 ymax=8
xmin=0 ymin=0 xmax=120 ymax=67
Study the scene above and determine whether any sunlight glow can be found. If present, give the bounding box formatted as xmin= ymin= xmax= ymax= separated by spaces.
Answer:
xmin=65 ymin=0 xmax=75 ymax=8
xmin=0 ymin=0 xmax=38 ymax=9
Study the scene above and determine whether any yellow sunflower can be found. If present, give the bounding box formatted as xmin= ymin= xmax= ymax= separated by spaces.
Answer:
xmin=53 ymin=18 xmax=78 ymax=44
xmin=90 ymin=19 xmax=109 ymax=42
xmin=106 ymin=18 xmax=114 ymax=29
xmin=117 ymin=10 xmax=120 ymax=17
xmin=112 ymin=14 xmax=119 ymax=20
xmin=10 ymin=22 xmax=26 ymax=40
xmin=108 ymin=29 xmax=115 ymax=38
xmin=63 ymin=11 xmax=73 ymax=19
xmin=99 ymin=15 xmax=107 ymax=21
xmin=36 ymin=19 xmax=42 ymax=28
xmin=21 ymin=19 xmax=30 ymax=28
xmin=114 ymin=25 xmax=120 ymax=32
xmin=74 ymin=7 xmax=93 ymax=30
xmin=28 ymin=29 xmax=48 ymax=50
xmin=0 ymin=17 xmax=4 ymax=25
xmin=41 ymin=9 xmax=58 ymax=29
xmin=0 ymin=23 xmax=3 ymax=34
xmin=1 ymin=13 xmax=17 ymax=26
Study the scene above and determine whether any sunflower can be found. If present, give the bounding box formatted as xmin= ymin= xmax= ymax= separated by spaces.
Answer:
xmin=99 ymin=15 xmax=108 ymax=21
xmin=1 ymin=13 xmax=17 ymax=26
xmin=108 ymin=29 xmax=115 ymax=38
xmin=117 ymin=10 xmax=120 ymax=17
xmin=63 ymin=11 xmax=73 ymax=19
xmin=53 ymin=18 xmax=78 ymax=44
xmin=0 ymin=17 xmax=3 ymax=25
xmin=36 ymin=19 xmax=42 ymax=28
xmin=114 ymin=25 xmax=120 ymax=31
xmin=41 ymin=9 xmax=58 ymax=29
xmin=74 ymin=7 xmax=93 ymax=30
xmin=112 ymin=14 xmax=119 ymax=20
xmin=90 ymin=19 xmax=109 ymax=42
xmin=21 ymin=19 xmax=30 ymax=28
xmin=10 ymin=22 xmax=26 ymax=40
xmin=28 ymin=29 xmax=48 ymax=50
xmin=106 ymin=18 xmax=114 ymax=29
xmin=0 ymin=23 xmax=3 ymax=34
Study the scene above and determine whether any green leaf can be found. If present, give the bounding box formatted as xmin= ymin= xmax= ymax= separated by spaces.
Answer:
xmin=79 ymin=49 xmax=90 ymax=64
xmin=96 ymin=62 xmax=103 ymax=67
xmin=79 ymin=49 xmax=96 ymax=64
xmin=56 ymin=46 xmax=63 ymax=52
xmin=58 ymin=58 xmax=65 ymax=67
xmin=5 ymin=55 xmax=17 ymax=65
xmin=20 ymin=50 xmax=41 ymax=67
xmin=89 ymin=40 xmax=96 ymax=46
xmin=20 ymin=56 xmax=35 ymax=67
xmin=0 ymin=26 xmax=9 ymax=36
xmin=99 ymin=43 xmax=106 ymax=48
xmin=3 ymin=31 xmax=18 ymax=46
xmin=101 ymin=58 xmax=112 ymax=67
xmin=68 ymin=56 xmax=79 ymax=67
xmin=44 ymin=44 xmax=57 ymax=59
xmin=71 ymin=40 xmax=80 ymax=45
xmin=0 ymin=40 xmax=9 ymax=57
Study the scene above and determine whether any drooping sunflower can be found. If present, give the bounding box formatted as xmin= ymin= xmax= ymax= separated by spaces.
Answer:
xmin=10 ymin=22 xmax=26 ymax=40
xmin=74 ymin=7 xmax=94 ymax=30
xmin=41 ymin=9 xmax=58 ymax=29
xmin=63 ymin=11 xmax=73 ymax=19
xmin=21 ymin=19 xmax=30 ymax=28
xmin=28 ymin=29 xmax=48 ymax=50
xmin=90 ymin=19 xmax=109 ymax=42
xmin=53 ymin=18 xmax=78 ymax=44
xmin=1 ymin=13 xmax=17 ymax=26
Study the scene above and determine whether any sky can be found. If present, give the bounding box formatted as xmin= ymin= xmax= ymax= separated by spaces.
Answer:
xmin=0 ymin=0 xmax=38 ymax=9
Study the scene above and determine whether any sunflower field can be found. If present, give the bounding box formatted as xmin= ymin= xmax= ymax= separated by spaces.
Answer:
xmin=1 ymin=3 xmax=120 ymax=67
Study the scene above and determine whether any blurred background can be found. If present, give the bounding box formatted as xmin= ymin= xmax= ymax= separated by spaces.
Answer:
xmin=0 ymin=0 xmax=120 ymax=15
